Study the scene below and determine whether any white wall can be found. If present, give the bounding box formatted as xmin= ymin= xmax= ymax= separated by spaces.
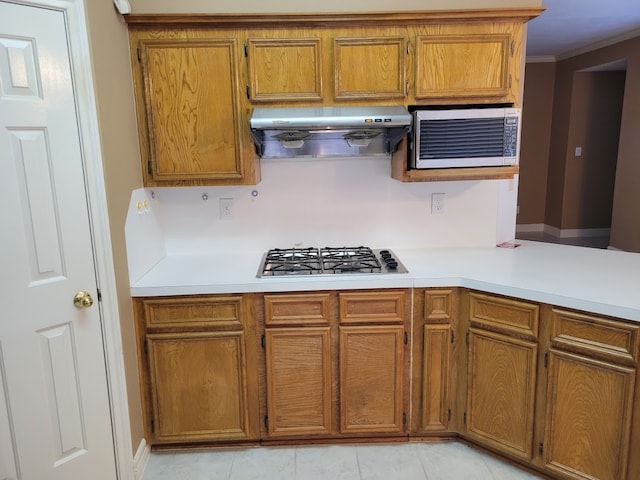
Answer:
xmin=127 ymin=157 xmax=506 ymax=263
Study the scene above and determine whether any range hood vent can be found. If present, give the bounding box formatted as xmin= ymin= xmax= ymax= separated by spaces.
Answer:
xmin=250 ymin=106 xmax=412 ymax=158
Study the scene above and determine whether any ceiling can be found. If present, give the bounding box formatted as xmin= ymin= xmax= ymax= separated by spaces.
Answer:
xmin=526 ymin=0 xmax=640 ymax=60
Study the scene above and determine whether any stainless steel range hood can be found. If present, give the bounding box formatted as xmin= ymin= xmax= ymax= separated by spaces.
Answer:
xmin=250 ymin=106 xmax=412 ymax=158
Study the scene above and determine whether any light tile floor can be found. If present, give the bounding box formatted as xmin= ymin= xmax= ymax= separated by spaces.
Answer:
xmin=142 ymin=441 xmax=548 ymax=480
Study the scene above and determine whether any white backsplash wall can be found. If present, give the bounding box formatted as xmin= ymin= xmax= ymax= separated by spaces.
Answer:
xmin=145 ymin=157 xmax=510 ymax=255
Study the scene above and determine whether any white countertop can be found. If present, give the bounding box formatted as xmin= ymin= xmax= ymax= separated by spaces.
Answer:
xmin=130 ymin=240 xmax=640 ymax=322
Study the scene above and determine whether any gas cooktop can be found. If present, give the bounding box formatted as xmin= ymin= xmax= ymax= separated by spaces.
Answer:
xmin=258 ymin=246 xmax=408 ymax=277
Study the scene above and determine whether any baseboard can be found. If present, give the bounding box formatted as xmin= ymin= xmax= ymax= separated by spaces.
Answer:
xmin=516 ymin=224 xmax=610 ymax=239
xmin=515 ymin=223 xmax=545 ymax=233
xmin=133 ymin=438 xmax=151 ymax=480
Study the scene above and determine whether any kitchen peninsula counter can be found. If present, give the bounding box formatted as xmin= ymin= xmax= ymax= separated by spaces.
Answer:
xmin=130 ymin=240 xmax=640 ymax=322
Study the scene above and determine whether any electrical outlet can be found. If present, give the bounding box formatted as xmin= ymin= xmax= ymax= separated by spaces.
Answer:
xmin=219 ymin=198 xmax=233 ymax=220
xmin=431 ymin=193 xmax=445 ymax=214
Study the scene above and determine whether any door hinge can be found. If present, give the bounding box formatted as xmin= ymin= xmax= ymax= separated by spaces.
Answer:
xmin=544 ymin=351 xmax=549 ymax=368
xmin=451 ymin=330 xmax=455 ymax=344
xmin=465 ymin=331 xmax=470 ymax=346
xmin=539 ymin=442 xmax=544 ymax=455
xmin=143 ymin=339 xmax=148 ymax=355
xmin=261 ymin=334 xmax=266 ymax=349
xmin=406 ymin=39 xmax=410 ymax=55
xmin=244 ymin=42 xmax=249 ymax=57
xmin=510 ymin=40 xmax=515 ymax=56
xmin=402 ymin=412 xmax=407 ymax=425
xmin=137 ymin=46 xmax=141 ymax=62
xmin=150 ymin=420 xmax=154 ymax=433
xmin=463 ymin=412 xmax=467 ymax=425
xmin=404 ymin=332 xmax=408 ymax=345
xmin=448 ymin=409 xmax=452 ymax=422
xmin=264 ymin=415 xmax=269 ymax=429
xmin=508 ymin=74 xmax=513 ymax=89
xmin=147 ymin=160 xmax=153 ymax=175
xmin=246 ymin=85 xmax=251 ymax=100
xmin=97 ymin=288 xmax=102 ymax=302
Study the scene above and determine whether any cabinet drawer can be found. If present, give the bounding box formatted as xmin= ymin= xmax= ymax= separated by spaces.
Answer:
xmin=264 ymin=293 xmax=331 ymax=326
xmin=339 ymin=291 xmax=406 ymax=324
xmin=142 ymin=296 xmax=243 ymax=329
xmin=551 ymin=308 xmax=640 ymax=364
xmin=424 ymin=289 xmax=454 ymax=323
xmin=469 ymin=293 xmax=539 ymax=339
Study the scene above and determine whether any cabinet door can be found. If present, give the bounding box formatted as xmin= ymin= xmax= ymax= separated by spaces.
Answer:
xmin=137 ymin=37 xmax=254 ymax=185
xmin=339 ymin=325 xmax=405 ymax=434
xmin=333 ymin=36 xmax=407 ymax=100
xmin=543 ymin=349 xmax=636 ymax=480
xmin=421 ymin=323 xmax=452 ymax=432
xmin=146 ymin=331 xmax=253 ymax=443
xmin=264 ymin=328 xmax=332 ymax=437
xmin=414 ymin=22 xmax=519 ymax=102
xmin=466 ymin=328 xmax=537 ymax=460
xmin=246 ymin=36 xmax=323 ymax=102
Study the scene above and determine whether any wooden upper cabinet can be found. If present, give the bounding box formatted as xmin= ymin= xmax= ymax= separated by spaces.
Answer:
xmin=413 ymin=21 xmax=521 ymax=103
xmin=131 ymin=31 xmax=258 ymax=186
xmin=333 ymin=35 xmax=408 ymax=101
xmin=246 ymin=36 xmax=323 ymax=103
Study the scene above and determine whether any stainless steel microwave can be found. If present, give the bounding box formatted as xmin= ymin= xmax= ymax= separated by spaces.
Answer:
xmin=410 ymin=106 xmax=521 ymax=169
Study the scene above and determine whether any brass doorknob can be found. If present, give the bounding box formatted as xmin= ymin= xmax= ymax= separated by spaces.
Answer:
xmin=73 ymin=291 xmax=94 ymax=309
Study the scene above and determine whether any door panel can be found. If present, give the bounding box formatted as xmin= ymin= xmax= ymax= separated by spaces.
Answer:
xmin=0 ymin=3 xmax=116 ymax=479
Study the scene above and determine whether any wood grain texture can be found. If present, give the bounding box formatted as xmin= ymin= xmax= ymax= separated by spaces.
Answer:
xmin=339 ymin=291 xmax=405 ymax=324
xmin=147 ymin=331 xmax=249 ymax=442
xmin=334 ymin=36 xmax=407 ymax=100
xmin=470 ymin=292 xmax=539 ymax=340
xmin=339 ymin=325 xmax=405 ymax=434
xmin=421 ymin=324 xmax=452 ymax=432
xmin=265 ymin=328 xmax=332 ymax=437
xmin=543 ymin=350 xmax=636 ymax=480
xmin=247 ymin=36 xmax=323 ymax=102
xmin=550 ymin=308 xmax=639 ymax=365
xmin=466 ymin=327 xmax=537 ymax=460
xmin=143 ymin=295 xmax=243 ymax=330
xmin=264 ymin=293 xmax=331 ymax=327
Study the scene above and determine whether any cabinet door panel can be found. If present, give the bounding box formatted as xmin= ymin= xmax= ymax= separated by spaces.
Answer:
xmin=334 ymin=36 xmax=407 ymax=100
xmin=147 ymin=331 xmax=250 ymax=443
xmin=415 ymin=33 xmax=511 ymax=100
xmin=247 ymin=37 xmax=323 ymax=102
xmin=421 ymin=324 xmax=451 ymax=431
xmin=339 ymin=326 xmax=404 ymax=434
xmin=544 ymin=350 xmax=635 ymax=480
xmin=139 ymin=39 xmax=246 ymax=182
xmin=467 ymin=328 xmax=537 ymax=460
xmin=265 ymin=328 xmax=332 ymax=437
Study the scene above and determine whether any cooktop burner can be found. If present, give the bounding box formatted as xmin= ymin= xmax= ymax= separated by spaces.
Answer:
xmin=259 ymin=246 xmax=408 ymax=277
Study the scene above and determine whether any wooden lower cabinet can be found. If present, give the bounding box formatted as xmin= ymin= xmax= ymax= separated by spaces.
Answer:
xmin=411 ymin=289 xmax=457 ymax=435
xmin=539 ymin=307 xmax=639 ymax=480
xmin=464 ymin=293 xmax=539 ymax=460
xmin=264 ymin=327 xmax=332 ymax=437
xmin=339 ymin=325 xmax=405 ymax=434
xmin=262 ymin=290 xmax=410 ymax=440
xmin=134 ymin=295 xmax=260 ymax=444
xmin=466 ymin=328 xmax=537 ymax=460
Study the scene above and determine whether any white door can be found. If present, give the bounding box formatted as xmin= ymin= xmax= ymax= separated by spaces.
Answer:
xmin=0 ymin=2 xmax=118 ymax=479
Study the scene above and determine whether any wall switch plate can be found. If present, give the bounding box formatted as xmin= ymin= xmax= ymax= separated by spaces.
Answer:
xmin=431 ymin=193 xmax=445 ymax=214
xmin=219 ymin=198 xmax=233 ymax=220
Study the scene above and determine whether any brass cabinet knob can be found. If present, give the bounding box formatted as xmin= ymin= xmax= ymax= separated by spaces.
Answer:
xmin=73 ymin=291 xmax=94 ymax=309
